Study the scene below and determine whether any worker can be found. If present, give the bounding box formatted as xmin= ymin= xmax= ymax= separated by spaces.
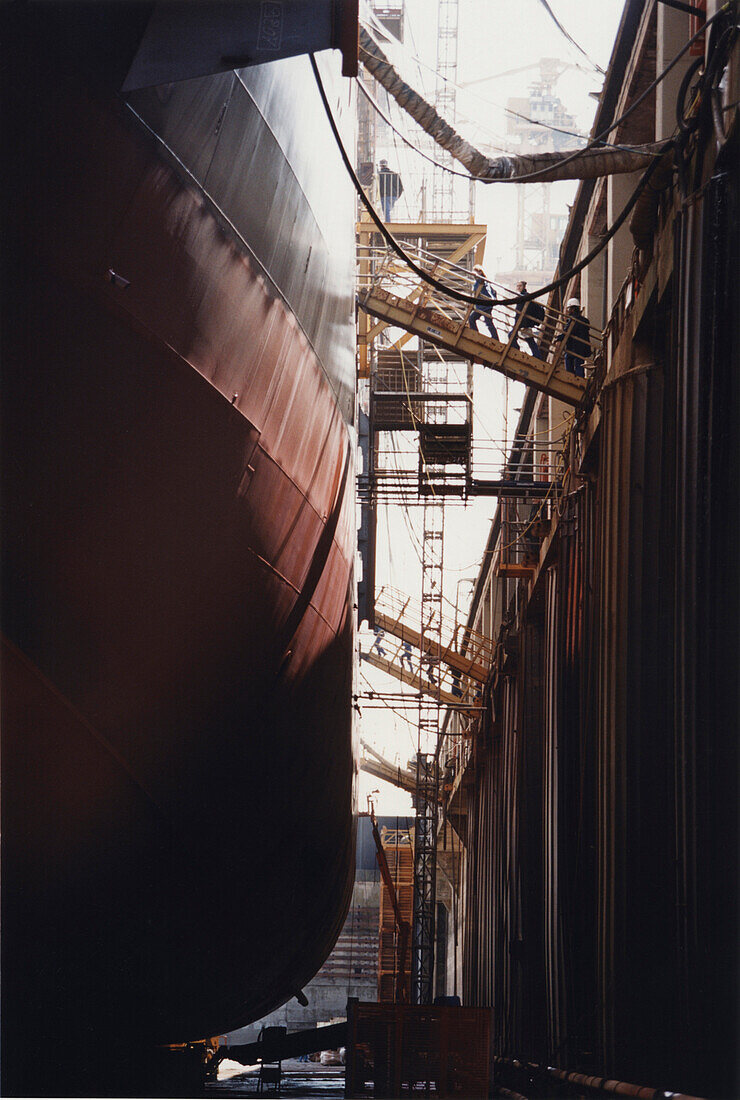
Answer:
xmin=557 ymin=298 xmax=591 ymax=377
xmin=370 ymin=628 xmax=387 ymax=657
xmin=511 ymin=280 xmax=545 ymax=358
xmin=377 ymin=159 xmax=403 ymax=221
xmin=468 ymin=264 xmax=499 ymax=340
xmin=400 ymin=641 xmax=414 ymax=672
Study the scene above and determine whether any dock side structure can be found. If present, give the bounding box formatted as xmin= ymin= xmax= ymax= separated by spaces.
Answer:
xmin=436 ymin=2 xmax=739 ymax=1097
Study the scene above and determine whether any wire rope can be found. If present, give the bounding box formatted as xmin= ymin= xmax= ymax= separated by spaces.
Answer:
xmin=313 ymin=51 xmax=670 ymax=308
xmin=359 ymin=5 xmax=731 ymax=189
xmin=533 ymin=0 xmax=606 ymax=74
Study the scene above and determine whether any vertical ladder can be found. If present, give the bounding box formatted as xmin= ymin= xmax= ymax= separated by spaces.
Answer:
xmin=412 ymin=751 xmax=438 ymax=1005
xmin=432 ymin=0 xmax=459 ymax=218
xmin=412 ymin=351 xmax=446 ymax=1005
xmin=404 ymin=0 xmax=461 ymax=1001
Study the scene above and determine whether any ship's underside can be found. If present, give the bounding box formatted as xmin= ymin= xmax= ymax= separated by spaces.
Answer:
xmin=1 ymin=8 xmax=357 ymax=1089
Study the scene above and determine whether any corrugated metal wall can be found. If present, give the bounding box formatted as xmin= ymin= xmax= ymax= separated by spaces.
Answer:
xmin=595 ymin=357 xmax=679 ymax=1084
xmin=461 ymin=152 xmax=738 ymax=1095
xmin=668 ymin=161 xmax=738 ymax=1097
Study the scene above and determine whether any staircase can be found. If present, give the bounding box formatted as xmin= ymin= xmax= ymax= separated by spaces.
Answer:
xmin=361 ymin=586 xmax=491 ymax=709
xmin=358 ymin=249 xmax=600 ymax=407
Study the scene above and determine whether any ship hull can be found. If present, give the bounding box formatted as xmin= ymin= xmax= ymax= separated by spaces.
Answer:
xmin=1 ymin=5 xmax=358 ymax=1083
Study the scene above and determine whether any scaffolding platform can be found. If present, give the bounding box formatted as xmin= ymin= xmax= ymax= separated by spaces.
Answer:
xmin=360 ymin=285 xmax=587 ymax=405
xmin=374 ymin=586 xmax=494 ymax=684
xmin=361 ymin=650 xmax=477 ymax=710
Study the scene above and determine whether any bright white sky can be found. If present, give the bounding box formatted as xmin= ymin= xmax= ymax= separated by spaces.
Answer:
xmin=358 ymin=0 xmax=625 ymax=815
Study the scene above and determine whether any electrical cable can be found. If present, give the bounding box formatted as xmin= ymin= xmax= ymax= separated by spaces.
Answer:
xmin=361 ymin=4 xmax=596 ymax=141
xmin=357 ymin=77 xmax=509 ymax=170
xmin=492 ymin=4 xmax=731 ymax=182
xmin=676 ymin=55 xmax=706 ymax=133
xmin=361 ymin=27 xmax=665 ymax=185
xmin=359 ymin=8 xmax=735 ymax=757
xmin=359 ymin=5 xmax=731 ymax=188
xmin=313 ymin=50 xmax=670 ymax=309
xmin=533 ymin=0 xmax=606 ymax=74
xmin=360 ymin=75 xmax=656 ymax=175
xmin=359 ymin=62 xmax=590 ymax=155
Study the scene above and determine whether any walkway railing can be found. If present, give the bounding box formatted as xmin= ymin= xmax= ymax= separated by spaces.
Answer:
xmin=358 ymin=244 xmax=602 ymax=406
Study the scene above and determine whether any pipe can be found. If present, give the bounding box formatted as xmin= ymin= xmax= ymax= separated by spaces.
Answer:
xmin=359 ymin=28 xmax=667 ymax=184
xmin=219 ymin=1021 xmax=348 ymax=1067
xmin=493 ymin=1057 xmax=708 ymax=1100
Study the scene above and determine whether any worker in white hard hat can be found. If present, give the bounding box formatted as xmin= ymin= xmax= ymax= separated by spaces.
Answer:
xmin=556 ymin=297 xmax=591 ymax=377
xmin=468 ymin=264 xmax=500 ymax=341
xmin=510 ymin=280 xmax=545 ymax=359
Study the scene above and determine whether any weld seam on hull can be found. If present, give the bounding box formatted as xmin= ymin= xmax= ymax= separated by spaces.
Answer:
xmin=123 ymin=99 xmax=350 ymax=414
xmin=1 ymin=637 xmax=168 ymax=822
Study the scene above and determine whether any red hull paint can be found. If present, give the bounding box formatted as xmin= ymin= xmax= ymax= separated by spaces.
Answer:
xmin=1 ymin=12 xmax=357 ymax=1075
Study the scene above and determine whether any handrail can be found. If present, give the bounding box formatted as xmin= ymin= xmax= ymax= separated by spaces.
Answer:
xmin=358 ymin=243 xmax=603 ymax=367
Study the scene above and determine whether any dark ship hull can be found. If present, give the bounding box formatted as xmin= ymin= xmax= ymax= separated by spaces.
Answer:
xmin=1 ymin=5 xmax=358 ymax=1087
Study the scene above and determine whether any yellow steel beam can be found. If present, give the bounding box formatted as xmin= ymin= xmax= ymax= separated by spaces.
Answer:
xmin=361 ymin=228 xmax=486 ymax=347
xmin=374 ymin=611 xmax=490 ymax=684
xmin=360 ymin=288 xmax=587 ymax=406
xmin=357 ymin=222 xmax=488 ymax=239
xmin=361 ymin=651 xmax=476 ymax=710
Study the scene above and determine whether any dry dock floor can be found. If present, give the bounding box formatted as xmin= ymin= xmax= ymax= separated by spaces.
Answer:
xmin=207 ymin=1057 xmax=345 ymax=1098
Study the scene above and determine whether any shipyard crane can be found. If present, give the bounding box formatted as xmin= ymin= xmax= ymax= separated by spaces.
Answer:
xmin=459 ymin=57 xmax=593 ymax=94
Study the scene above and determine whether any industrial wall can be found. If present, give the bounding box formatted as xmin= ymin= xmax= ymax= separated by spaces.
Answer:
xmin=458 ymin=10 xmax=738 ymax=1097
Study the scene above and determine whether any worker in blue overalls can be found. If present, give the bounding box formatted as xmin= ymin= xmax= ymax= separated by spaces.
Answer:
xmin=468 ymin=264 xmax=500 ymax=340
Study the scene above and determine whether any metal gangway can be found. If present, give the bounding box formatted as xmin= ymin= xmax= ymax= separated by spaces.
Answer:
xmin=360 ymin=740 xmax=418 ymax=797
xmin=357 ymin=244 xmax=601 ymax=407
xmin=361 ymin=585 xmax=492 ymax=710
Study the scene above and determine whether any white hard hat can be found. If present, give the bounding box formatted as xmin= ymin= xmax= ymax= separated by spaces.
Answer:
xmin=566 ymin=297 xmax=580 ymax=308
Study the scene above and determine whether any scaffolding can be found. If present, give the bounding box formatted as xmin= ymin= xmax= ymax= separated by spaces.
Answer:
xmin=355 ymin=1 xmax=484 ymax=1004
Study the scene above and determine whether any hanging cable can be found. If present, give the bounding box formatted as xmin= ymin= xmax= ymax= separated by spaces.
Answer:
xmin=313 ymin=50 xmax=672 ymax=308
xmin=359 ymin=26 xmax=666 ymax=185
xmin=533 ymin=0 xmax=606 ymax=74
xmin=361 ymin=4 xmax=596 ymax=135
xmin=358 ymin=7 xmax=731 ymax=186
xmin=357 ymin=78 xmax=510 ymax=171
xmin=358 ymin=62 xmax=592 ymax=155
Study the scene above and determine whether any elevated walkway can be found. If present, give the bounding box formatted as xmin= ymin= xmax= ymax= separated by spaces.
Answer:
xmin=361 ymin=650 xmax=479 ymax=710
xmin=360 ymin=740 xmax=418 ymax=796
xmin=358 ymin=247 xmax=600 ymax=406
xmin=374 ymin=586 xmax=493 ymax=684
xmin=360 ymin=587 xmax=490 ymax=711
